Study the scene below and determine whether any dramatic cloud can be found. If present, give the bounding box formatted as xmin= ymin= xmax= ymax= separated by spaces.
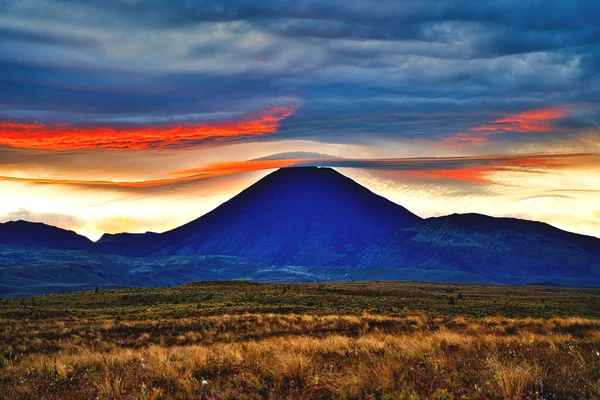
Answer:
xmin=0 ymin=105 xmax=298 ymax=149
xmin=1 ymin=0 xmax=598 ymax=145
xmin=0 ymin=1 xmax=599 ymax=239
xmin=1 ymin=152 xmax=596 ymax=190
xmin=445 ymin=107 xmax=572 ymax=145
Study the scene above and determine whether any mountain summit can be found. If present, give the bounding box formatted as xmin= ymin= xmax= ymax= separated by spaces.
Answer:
xmin=99 ymin=167 xmax=422 ymax=265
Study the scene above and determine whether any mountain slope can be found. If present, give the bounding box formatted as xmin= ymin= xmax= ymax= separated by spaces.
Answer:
xmin=98 ymin=167 xmax=422 ymax=265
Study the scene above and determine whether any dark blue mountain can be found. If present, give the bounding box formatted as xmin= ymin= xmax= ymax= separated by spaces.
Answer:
xmin=93 ymin=167 xmax=600 ymax=286
xmin=97 ymin=167 xmax=422 ymax=265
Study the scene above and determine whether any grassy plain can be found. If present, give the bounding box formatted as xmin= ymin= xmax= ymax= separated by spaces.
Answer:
xmin=1 ymin=281 xmax=599 ymax=399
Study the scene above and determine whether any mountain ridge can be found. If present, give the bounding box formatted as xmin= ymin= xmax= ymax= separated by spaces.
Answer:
xmin=1 ymin=166 xmax=599 ymax=296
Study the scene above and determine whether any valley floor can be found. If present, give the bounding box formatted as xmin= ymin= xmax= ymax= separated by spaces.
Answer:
xmin=1 ymin=281 xmax=599 ymax=399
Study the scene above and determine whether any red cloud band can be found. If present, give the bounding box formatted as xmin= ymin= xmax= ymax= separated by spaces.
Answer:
xmin=472 ymin=107 xmax=569 ymax=133
xmin=0 ymin=105 xmax=298 ymax=150
xmin=445 ymin=107 xmax=570 ymax=146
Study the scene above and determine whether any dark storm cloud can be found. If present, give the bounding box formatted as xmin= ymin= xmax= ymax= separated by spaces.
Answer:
xmin=0 ymin=0 xmax=599 ymax=145
xmin=40 ymin=0 xmax=597 ymax=31
xmin=0 ymin=26 xmax=99 ymax=48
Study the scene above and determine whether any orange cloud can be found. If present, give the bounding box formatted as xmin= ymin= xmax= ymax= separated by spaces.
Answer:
xmin=0 ymin=159 xmax=303 ymax=188
xmin=0 ymin=105 xmax=298 ymax=150
xmin=396 ymin=153 xmax=596 ymax=184
xmin=444 ymin=106 xmax=570 ymax=146
xmin=406 ymin=165 xmax=494 ymax=184
xmin=1 ymin=153 xmax=595 ymax=188
xmin=474 ymin=107 xmax=568 ymax=133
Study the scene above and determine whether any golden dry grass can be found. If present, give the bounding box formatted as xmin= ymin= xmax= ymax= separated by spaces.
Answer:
xmin=1 ymin=282 xmax=600 ymax=399
xmin=1 ymin=313 xmax=600 ymax=399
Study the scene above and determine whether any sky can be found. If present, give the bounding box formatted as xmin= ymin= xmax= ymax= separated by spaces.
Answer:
xmin=0 ymin=0 xmax=599 ymax=240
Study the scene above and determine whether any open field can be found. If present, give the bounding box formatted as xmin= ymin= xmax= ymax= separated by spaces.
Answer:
xmin=1 ymin=281 xmax=600 ymax=399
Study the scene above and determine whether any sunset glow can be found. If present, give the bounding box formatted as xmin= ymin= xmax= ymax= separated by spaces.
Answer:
xmin=0 ymin=0 xmax=598 ymax=241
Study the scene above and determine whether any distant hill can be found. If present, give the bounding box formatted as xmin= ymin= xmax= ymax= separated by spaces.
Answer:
xmin=1 ymin=167 xmax=599 ymax=296
xmin=364 ymin=213 xmax=600 ymax=287
xmin=0 ymin=220 xmax=93 ymax=250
